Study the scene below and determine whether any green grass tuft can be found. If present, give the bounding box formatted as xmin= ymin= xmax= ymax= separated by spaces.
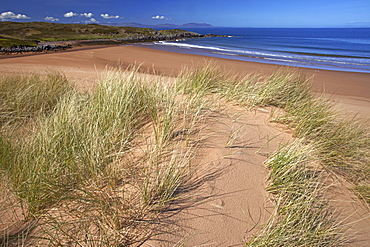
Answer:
xmin=0 ymin=65 xmax=369 ymax=245
xmin=0 ymin=68 xmax=204 ymax=245
xmin=176 ymin=63 xmax=227 ymax=96
xmin=248 ymin=141 xmax=346 ymax=246
xmin=220 ymin=69 xmax=370 ymax=203
xmin=0 ymin=72 xmax=73 ymax=128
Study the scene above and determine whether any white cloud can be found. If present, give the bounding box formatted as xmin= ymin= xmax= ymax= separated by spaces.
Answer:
xmin=101 ymin=13 xmax=120 ymax=19
xmin=81 ymin=13 xmax=93 ymax=18
xmin=78 ymin=18 xmax=98 ymax=24
xmin=152 ymin=15 xmax=166 ymax=20
xmin=44 ymin=16 xmax=59 ymax=22
xmin=64 ymin=12 xmax=79 ymax=18
xmin=64 ymin=12 xmax=95 ymax=19
xmin=0 ymin=11 xmax=30 ymax=20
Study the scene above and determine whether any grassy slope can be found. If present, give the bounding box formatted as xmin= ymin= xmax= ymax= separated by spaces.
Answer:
xmin=0 ymin=22 xmax=197 ymax=48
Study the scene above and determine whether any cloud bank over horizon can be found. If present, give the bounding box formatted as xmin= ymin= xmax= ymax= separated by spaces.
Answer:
xmin=101 ymin=14 xmax=121 ymax=19
xmin=64 ymin=12 xmax=94 ymax=18
xmin=2 ymin=0 xmax=370 ymax=28
xmin=0 ymin=11 xmax=30 ymax=21
xmin=62 ymin=11 xmax=97 ymax=23
xmin=0 ymin=10 xmax=123 ymax=24
xmin=82 ymin=13 xmax=94 ymax=18
xmin=44 ymin=16 xmax=59 ymax=22
xmin=63 ymin=12 xmax=79 ymax=18
xmin=152 ymin=15 xmax=171 ymax=21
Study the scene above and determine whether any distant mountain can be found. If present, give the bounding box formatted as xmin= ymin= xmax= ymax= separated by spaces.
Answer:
xmin=115 ymin=22 xmax=145 ymax=27
xmin=181 ymin=23 xmax=213 ymax=27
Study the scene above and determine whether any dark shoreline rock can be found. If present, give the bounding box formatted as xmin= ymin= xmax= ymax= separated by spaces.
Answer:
xmin=0 ymin=44 xmax=72 ymax=54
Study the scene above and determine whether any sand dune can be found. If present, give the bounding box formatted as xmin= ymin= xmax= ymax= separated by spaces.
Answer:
xmin=1 ymin=45 xmax=369 ymax=246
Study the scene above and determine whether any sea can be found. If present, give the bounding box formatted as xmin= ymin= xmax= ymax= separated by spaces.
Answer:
xmin=132 ymin=27 xmax=370 ymax=73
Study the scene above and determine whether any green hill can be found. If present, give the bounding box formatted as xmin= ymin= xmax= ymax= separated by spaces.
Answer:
xmin=0 ymin=21 xmax=200 ymax=48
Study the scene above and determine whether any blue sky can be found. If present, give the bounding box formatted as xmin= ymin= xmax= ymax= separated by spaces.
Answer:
xmin=1 ymin=0 xmax=370 ymax=27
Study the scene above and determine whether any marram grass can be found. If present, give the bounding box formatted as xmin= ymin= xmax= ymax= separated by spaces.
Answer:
xmin=179 ymin=65 xmax=368 ymax=245
xmin=221 ymin=68 xmax=370 ymax=202
xmin=217 ymin=67 xmax=368 ymax=246
xmin=247 ymin=141 xmax=346 ymax=246
xmin=0 ymin=68 xmax=204 ymax=245
xmin=0 ymin=65 xmax=369 ymax=246
xmin=0 ymin=72 xmax=73 ymax=129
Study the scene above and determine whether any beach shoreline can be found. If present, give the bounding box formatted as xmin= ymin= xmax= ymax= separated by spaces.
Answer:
xmin=133 ymin=41 xmax=370 ymax=74
xmin=0 ymin=44 xmax=369 ymax=117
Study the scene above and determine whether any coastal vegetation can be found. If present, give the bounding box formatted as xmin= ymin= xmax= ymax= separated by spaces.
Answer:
xmin=0 ymin=65 xmax=369 ymax=245
xmin=0 ymin=22 xmax=205 ymax=50
xmin=222 ymin=70 xmax=370 ymax=246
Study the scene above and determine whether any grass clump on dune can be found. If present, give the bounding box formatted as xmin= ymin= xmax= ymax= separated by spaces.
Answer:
xmin=0 ymin=64 xmax=369 ymax=246
xmin=0 ymin=68 xmax=204 ymax=246
xmin=221 ymin=70 xmax=311 ymax=108
xmin=222 ymin=68 xmax=370 ymax=201
xmin=176 ymin=64 xmax=370 ymax=204
xmin=0 ymin=72 xmax=73 ymax=128
xmin=217 ymin=68 xmax=369 ymax=245
xmin=248 ymin=141 xmax=346 ymax=246
xmin=5 ymin=71 xmax=157 ymax=214
xmin=184 ymin=65 xmax=369 ymax=245
xmin=176 ymin=63 xmax=227 ymax=96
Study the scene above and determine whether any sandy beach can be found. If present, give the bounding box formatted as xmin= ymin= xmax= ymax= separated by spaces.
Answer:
xmin=1 ymin=45 xmax=369 ymax=118
xmin=1 ymin=45 xmax=369 ymax=246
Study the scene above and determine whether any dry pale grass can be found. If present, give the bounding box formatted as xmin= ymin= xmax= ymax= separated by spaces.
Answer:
xmin=0 ymin=68 xmax=207 ymax=246
xmin=0 ymin=65 xmax=369 ymax=246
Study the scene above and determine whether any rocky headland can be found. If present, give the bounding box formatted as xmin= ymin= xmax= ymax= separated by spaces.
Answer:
xmin=0 ymin=22 xmax=225 ymax=54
